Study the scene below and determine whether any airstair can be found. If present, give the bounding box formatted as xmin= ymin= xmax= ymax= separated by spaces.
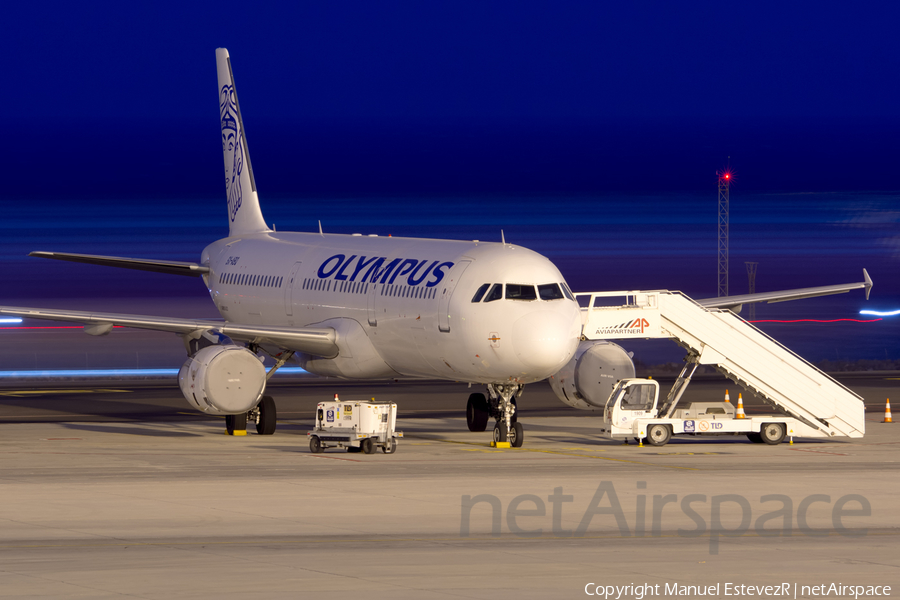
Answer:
xmin=578 ymin=291 xmax=866 ymax=438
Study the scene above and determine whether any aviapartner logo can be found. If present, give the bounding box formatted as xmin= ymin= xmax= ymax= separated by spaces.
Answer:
xmin=596 ymin=318 xmax=650 ymax=336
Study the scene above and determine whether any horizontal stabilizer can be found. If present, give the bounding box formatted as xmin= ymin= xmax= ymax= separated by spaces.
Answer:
xmin=29 ymin=251 xmax=209 ymax=277
xmin=698 ymin=269 xmax=872 ymax=311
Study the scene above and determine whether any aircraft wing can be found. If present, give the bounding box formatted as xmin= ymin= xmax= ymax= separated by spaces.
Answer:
xmin=29 ymin=251 xmax=209 ymax=277
xmin=0 ymin=305 xmax=337 ymax=358
xmin=698 ymin=269 xmax=872 ymax=311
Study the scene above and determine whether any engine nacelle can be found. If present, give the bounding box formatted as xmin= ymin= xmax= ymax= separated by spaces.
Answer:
xmin=178 ymin=345 xmax=267 ymax=415
xmin=548 ymin=341 xmax=635 ymax=410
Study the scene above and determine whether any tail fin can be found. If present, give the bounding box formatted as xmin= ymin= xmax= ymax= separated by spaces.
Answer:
xmin=216 ymin=48 xmax=270 ymax=236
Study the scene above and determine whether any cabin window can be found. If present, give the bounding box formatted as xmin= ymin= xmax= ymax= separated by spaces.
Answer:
xmin=484 ymin=284 xmax=503 ymax=303
xmin=471 ymin=283 xmax=490 ymax=303
xmin=538 ymin=283 xmax=564 ymax=300
xmin=506 ymin=284 xmax=537 ymax=301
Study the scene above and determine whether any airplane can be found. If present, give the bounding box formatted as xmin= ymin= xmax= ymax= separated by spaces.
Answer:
xmin=0 ymin=49 xmax=873 ymax=447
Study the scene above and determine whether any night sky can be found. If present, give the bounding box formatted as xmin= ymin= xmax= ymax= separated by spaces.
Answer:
xmin=3 ymin=2 xmax=899 ymax=363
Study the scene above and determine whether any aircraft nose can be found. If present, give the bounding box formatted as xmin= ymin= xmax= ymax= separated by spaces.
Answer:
xmin=512 ymin=308 xmax=579 ymax=375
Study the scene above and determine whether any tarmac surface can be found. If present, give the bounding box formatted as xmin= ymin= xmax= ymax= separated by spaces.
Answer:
xmin=0 ymin=376 xmax=898 ymax=598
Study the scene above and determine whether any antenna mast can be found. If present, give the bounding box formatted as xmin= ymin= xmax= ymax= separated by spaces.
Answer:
xmin=717 ymin=160 xmax=731 ymax=297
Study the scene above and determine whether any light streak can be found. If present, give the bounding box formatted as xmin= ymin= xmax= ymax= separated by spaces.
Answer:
xmin=0 ymin=367 xmax=308 ymax=378
xmin=0 ymin=326 xmax=125 ymax=330
xmin=0 ymin=318 xmax=23 ymax=324
xmin=750 ymin=318 xmax=882 ymax=323
xmin=860 ymin=309 xmax=900 ymax=317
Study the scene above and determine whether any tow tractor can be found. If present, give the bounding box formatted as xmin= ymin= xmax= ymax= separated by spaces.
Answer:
xmin=600 ymin=377 xmax=821 ymax=446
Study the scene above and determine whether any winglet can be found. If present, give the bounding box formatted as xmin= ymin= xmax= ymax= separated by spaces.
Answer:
xmin=863 ymin=268 xmax=873 ymax=300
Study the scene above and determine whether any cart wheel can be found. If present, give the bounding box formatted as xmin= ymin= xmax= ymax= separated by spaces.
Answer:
xmin=382 ymin=438 xmax=397 ymax=454
xmin=646 ymin=424 xmax=671 ymax=446
xmin=362 ymin=438 xmax=376 ymax=454
xmin=746 ymin=432 xmax=763 ymax=443
xmin=255 ymin=396 xmax=277 ymax=435
xmin=309 ymin=436 xmax=323 ymax=453
xmin=760 ymin=423 xmax=786 ymax=445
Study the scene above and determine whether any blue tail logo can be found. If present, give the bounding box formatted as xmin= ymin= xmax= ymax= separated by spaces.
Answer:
xmin=220 ymin=84 xmax=243 ymax=223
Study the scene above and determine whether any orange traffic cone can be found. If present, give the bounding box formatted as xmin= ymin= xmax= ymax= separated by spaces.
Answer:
xmin=735 ymin=394 xmax=746 ymax=419
xmin=724 ymin=389 xmax=731 ymax=403
xmin=334 ymin=393 xmax=339 ymax=401
xmin=884 ymin=399 xmax=893 ymax=423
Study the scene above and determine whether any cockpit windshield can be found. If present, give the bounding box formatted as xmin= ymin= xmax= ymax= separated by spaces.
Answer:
xmin=505 ymin=284 xmax=537 ymax=301
xmin=483 ymin=284 xmax=503 ymax=302
xmin=538 ymin=283 xmax=564 ymax=300
xmin=472 ymin=282 xmax=574 ymax=302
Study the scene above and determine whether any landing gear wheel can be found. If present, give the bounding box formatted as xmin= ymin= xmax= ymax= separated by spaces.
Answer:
xmin=746 ymin=432 xmax=763 ymax=443
xmin=362 ymin=438 xmax=376 ymax=454
xmin=492 ymin=422 xmax=508 ymax=443
xmin=646 ymin=424 xmax=671 ymax=446
xmin=382 ymin=438 xmax=397 ymax=454
xmin=510 ymin=422 xmax=524 ymax=448
xmin=466 ymin=393 xmax=490 ymax=432
xmin=255 ymin=395 xmax=277 ymax=435
xmin=309 ymin=436 xmax=323 ymax=453
xmin=760 ymin=423 xmax=786 ymax=445
xmin=225 ymin=413 xmax=247 ymax=435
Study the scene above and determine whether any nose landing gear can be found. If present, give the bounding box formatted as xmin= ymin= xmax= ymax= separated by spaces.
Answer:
xmin=485 ymin=383 xmax=525 ymax=448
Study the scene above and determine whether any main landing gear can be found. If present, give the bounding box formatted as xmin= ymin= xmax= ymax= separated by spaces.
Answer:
xmin=466 ymin=384 xmax=525 ymax=448
xmin=226 ymin=395 xmax=278 ymax=435
xmin=224 ymin=348 xmax=294 ymax=436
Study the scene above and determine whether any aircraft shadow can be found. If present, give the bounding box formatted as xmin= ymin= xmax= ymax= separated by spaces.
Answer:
xmin=62 ymin=422 xmax=203 ymax=437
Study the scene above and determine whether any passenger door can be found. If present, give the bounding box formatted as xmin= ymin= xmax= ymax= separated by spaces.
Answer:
xmin=438 ymin=260 xmax=471 ymax=333
xmin=284 ymin=262 xmax=303 ymax=316
xmin=367 ymin=282 xmax=378 ymax=326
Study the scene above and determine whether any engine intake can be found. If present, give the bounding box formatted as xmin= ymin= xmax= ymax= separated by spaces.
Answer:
xmin=178 ymin=345 xmax=267 ymax=414
xmin=548 ymin=341 xmax=635 ymax=410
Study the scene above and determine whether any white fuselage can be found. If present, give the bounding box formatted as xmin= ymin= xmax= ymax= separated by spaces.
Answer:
xmin=201 ymin=232 xmax=583 ymax=384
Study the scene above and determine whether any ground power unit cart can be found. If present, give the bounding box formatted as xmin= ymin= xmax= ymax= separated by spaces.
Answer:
xmin=307 ymin=399 xmax=402 ymax=454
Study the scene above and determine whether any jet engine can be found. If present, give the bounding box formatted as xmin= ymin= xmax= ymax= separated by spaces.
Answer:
xmin=178 ymin=345 xmax=267 ymax=414
xmin=548 ymin=341 xmax=635 ymax=410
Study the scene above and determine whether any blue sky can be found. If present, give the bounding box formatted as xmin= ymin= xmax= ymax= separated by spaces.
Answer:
xmin=5 ymin=1 xmax=900 ymax=195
